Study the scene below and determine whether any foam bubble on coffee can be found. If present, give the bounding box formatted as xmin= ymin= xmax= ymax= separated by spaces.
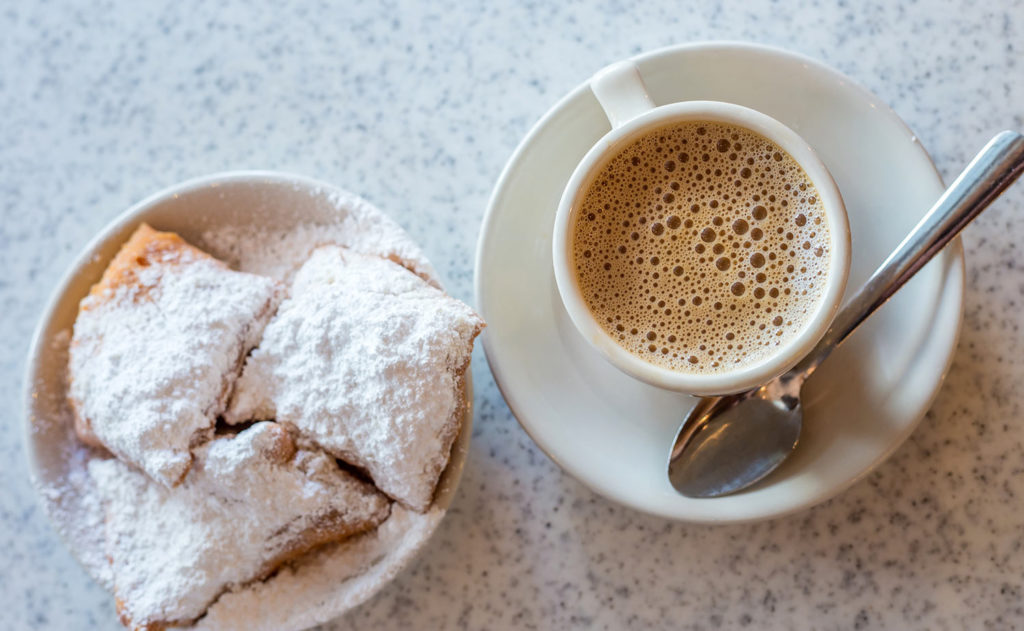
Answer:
xmin=571 ymin=121 xmax=831 ymax=373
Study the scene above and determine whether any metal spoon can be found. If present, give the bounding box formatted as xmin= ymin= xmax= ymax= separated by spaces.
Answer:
xmin=668 ymin=131 xmax=1024 ymax=498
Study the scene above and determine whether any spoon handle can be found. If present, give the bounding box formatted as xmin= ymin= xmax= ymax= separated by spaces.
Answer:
xmin=795 ymin=130 xmax=1024 ymax=377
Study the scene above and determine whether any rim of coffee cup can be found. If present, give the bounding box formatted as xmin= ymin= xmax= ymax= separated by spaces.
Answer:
xmin=552 ymin=100 xmax=851 ymax=395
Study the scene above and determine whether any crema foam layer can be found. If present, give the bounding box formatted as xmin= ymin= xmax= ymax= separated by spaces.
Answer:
xmin=571 ymin=121 xmax=831 ymax=373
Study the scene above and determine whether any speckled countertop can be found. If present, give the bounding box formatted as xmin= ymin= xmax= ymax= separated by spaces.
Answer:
xmin=3 ymin=1 xmax=1024 ymax=629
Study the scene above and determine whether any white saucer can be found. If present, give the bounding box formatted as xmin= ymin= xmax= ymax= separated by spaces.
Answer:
xmin=474 ymin=42 xmax=964 ymax=523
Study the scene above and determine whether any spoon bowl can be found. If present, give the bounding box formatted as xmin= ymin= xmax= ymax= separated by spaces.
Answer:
xmin=669 ymin=387 xmax=802 ymax=497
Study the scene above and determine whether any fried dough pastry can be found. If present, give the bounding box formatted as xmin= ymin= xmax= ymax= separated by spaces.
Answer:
xmin=69 ymin=224 xmax=279 ymax=486
xmin=227 ymin=246 xmax=483 ymax=511
xmin=90 ymin=422 xmax=391 ymax=630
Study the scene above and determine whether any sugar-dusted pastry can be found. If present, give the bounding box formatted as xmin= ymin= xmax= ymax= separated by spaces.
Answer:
xmin=69 ymin=224 xmax=279 ymax=487
xmin=90 ymin=422 xmax=391 ymax=630
xmin=227 ymin=246 xmax=484 ymax=511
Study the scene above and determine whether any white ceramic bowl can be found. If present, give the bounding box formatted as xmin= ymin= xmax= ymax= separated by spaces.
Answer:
xmin=22 ymin=171 xmax=472 ymax=630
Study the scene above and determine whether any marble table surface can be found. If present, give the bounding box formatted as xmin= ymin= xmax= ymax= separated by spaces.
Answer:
xmin=3 ymin=1 xmax=1023 ymax=629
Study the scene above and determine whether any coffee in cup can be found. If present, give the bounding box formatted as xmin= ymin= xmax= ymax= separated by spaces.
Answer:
xmin=552 ymin=61 xmax=850 ymax=395
xmin=570 ymin=120 xmax=831 ymax=374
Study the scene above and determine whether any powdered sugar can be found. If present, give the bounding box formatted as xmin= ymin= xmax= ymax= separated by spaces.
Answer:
xmin=37 ymin=430 xmax=116 ymax=590
xmin=200 ymin=189 xmax=439 ymax=287
xmin=68 ymin=226 xmax=279 ymax=486
xmin=195 ymin=504 xmax=445 ymax=631
xmin=89 ymin=422 xmax=391 ymax=628
xmin=227 ymin=246 xmax=483 ymax=511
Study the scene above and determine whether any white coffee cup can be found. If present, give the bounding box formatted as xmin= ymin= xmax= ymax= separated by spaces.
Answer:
xmin=552 ymin=60 xmax=851 ymax=396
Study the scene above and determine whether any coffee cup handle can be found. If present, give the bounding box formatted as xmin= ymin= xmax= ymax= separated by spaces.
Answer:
xmin=590 ymin=61 xmax=657 ymax=129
